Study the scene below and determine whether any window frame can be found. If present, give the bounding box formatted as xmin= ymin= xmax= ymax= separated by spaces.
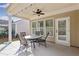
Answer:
xmin=45 ymin=18 xmax=54 ymax=37
xmin=31 ymin=18 xmax=54 ymax=37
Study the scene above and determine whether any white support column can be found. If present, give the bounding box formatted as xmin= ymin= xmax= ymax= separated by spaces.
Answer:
xmin=8 ymin=14 xmax=12 ymax=42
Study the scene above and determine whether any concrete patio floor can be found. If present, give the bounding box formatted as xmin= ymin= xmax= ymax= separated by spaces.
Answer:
xmin=0 ymin=40 xmax=79 ymax=56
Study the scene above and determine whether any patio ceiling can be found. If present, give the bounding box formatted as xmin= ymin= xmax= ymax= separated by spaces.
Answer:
xmin=7 ymin=3 xmax=79 ymax=20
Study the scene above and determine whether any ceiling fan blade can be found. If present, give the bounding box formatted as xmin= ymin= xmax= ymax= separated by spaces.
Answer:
xmin=33 ymin=11 xmax=36 ymax=13
xmin=40 ymin=13 xmax=45 ymax=15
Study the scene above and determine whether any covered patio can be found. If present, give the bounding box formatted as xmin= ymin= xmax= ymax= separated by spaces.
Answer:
xmin=0 ymin=3 xmax=79 ymax=56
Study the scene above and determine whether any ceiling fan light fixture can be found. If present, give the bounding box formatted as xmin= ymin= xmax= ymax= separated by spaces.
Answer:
xmin=33 ymin=9 xmax=45 ymax=16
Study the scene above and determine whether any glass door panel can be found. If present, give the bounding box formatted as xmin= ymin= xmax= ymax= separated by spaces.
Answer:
xmin=55 ymin=17 xmax=70 ymax=46
xmin=58 ymin=20 xmax=66 ymax=41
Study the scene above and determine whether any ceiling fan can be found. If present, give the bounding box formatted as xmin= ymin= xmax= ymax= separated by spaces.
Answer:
xmin=33 ymin=9 xmax=45 ymax=16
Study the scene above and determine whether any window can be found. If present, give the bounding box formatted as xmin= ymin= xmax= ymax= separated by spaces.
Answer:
xmin=46 ymin=19 xmax=54 ymax=36
xmin=38 ymin=21 xmax=43 ymax=27
xmin=31 ymin=22 xmax=37 ymax=34
xmin=31 ymin=21 xmax=44 ymax=35
xmin=32 ymin=22 xmax=36 ymax=28
xmin=31 ymin=19 xmax=54 ymax=37
xmin=38 ymin=21 xmax=44 ymax=35
xmin=46 ymin=20 xmax=53 ymax=27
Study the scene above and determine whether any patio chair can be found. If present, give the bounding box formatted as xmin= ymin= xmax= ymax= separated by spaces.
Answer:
xmin=20 ymin=32 xmax=26 ymax=36
xmin=18 ymin=32 xmax=28 ymax=47
xmin=37 ymin=32 xmax=49 ymax=47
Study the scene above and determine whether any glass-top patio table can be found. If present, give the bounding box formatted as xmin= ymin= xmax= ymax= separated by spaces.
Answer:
xmin=24 ymin=35 xmax=42 ymax=48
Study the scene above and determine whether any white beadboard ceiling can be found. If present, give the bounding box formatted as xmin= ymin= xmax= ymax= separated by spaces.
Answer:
xmin=7 ymin=3 xmax=79 ymax=20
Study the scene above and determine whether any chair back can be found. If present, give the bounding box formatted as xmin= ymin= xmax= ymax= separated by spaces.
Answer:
xmin=20 ymin=32 xmax=26 ymax=36
xmin=18 ymin=32 xmax=27 ymax=45
xmin=45 ymin=32 xmax=49 ymax=40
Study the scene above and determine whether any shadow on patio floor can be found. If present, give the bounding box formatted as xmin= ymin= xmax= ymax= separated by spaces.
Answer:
xmin=0 ymin=42 xmax=11 ymax=52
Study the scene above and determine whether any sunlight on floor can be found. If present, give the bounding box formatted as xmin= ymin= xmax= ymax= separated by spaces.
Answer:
xmin=0 ymin=41 xmax=34 ymax=56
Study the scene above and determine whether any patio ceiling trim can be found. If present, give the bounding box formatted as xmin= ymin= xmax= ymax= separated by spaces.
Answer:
xmin=7 ymin=3 xmax=79 ymax=20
